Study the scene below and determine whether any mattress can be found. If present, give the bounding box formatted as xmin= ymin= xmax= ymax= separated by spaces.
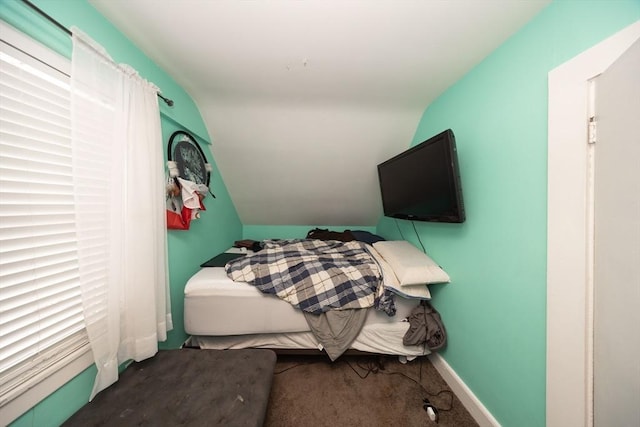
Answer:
xmin=184 ymin=266 xmax=423 ymax=336
xmin=191 ymin=322 xmax=428 ymax=358
xmin=184 ymin=267 xmax=309 ymax=335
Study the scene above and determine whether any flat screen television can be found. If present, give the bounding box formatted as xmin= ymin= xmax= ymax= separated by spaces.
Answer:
xmin=377 ymin=129 xmax=465 ymax=223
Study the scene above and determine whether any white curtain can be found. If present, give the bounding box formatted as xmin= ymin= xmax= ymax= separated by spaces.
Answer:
xmin=70 ymin=28 xmax=172 ymax=400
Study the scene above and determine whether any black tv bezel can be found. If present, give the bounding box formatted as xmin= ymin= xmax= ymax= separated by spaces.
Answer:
xmin=377 ymin=129 xmax=465 ymax=223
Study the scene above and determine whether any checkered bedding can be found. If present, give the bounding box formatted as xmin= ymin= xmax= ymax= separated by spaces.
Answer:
xmin=225 ymin=239 xmax=384 ymax=314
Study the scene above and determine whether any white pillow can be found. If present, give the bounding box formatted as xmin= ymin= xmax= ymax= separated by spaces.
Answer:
xmin=367 ymin=245 xmax=431 ymax=299
xmin=388 ymin=283 xmax=432 ymax=299
xmin=372 ymin=240 xmax=450 ymax=285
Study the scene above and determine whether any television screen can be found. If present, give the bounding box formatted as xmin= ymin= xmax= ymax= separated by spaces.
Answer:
xmin=377 ymin=129 xmax=465 ymax=223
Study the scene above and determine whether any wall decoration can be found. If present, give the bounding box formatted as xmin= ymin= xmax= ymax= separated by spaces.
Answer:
xmin=168 ymin=130 xmax=210 ymax=187
xmin=166 ymin=130 xmax=213 ymax=230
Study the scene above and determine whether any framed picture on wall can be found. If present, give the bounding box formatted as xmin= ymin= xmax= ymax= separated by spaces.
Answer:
xmin=167 ymin=130 xmax=210 ymax=187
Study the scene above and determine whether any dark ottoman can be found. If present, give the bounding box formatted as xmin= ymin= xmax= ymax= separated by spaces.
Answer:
xmin=63 ymin=348 xmax=277 ymax=427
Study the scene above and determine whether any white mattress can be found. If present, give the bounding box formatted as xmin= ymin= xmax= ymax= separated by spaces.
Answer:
xmin=191 ymin=322 xmax=429 ymax=358
xmin=184 ymin=267 xmax=309 ymax=335
xmin=184 ymin=266 xmax=424 ymax=336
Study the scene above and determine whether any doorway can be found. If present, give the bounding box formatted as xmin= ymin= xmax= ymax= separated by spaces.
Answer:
xmin=592 ymin=38 xmax=639 ymax=426
xmin=546 ymin=21 xmax=640 ymax=427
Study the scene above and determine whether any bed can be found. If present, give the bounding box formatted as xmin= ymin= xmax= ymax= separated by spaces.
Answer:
xmin=184 ymin=237 xmax=449 ymax=360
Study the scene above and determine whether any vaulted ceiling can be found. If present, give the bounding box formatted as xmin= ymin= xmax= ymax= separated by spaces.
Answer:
xmin=90 ymin=0 xmax=550 ymax=226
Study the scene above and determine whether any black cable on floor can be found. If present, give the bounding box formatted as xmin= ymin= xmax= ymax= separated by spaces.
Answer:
xmin=274 ymin=364 xmax=303 ymax=375
xmin=273 ymin=359 xmax=322 ymax=375
xmin=344 ymin=357 xmax=454 ymax=412
xmin=273 ymin=356 xmax=455 ymax=413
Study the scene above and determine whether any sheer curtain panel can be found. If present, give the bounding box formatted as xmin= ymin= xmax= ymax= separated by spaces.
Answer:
xmin=70 ymin=28 xmax=171 ymax=400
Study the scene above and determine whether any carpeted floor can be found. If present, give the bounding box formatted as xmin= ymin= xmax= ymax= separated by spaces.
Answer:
xmin=265 ymin=354 xmax=479 ymax=427
xmin=61 ymin=350 xmax=478 ymax=426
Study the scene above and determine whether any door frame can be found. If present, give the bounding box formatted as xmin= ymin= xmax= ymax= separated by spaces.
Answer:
xmin=546 ymin=21 xmax=640 ymax=427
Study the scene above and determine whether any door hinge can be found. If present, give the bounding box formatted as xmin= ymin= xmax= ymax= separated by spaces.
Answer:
xmin=588 ymin=116 xmax=597 ymax=144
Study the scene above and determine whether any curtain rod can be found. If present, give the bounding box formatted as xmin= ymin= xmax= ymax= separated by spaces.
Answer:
xmin=21 ymin=0 xmax=175 ymax=107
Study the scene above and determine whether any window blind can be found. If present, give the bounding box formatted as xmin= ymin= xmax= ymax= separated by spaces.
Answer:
xmin=0 ymin=38 xmax=89 ymax=406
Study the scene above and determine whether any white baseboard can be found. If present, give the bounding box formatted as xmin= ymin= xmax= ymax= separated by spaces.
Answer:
xmin=428 ymin=353 xmax=501 ymax=427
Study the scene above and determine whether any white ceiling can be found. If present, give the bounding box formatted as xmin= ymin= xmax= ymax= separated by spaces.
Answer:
xmin=90 ymin=0 xmax=550 ymax=226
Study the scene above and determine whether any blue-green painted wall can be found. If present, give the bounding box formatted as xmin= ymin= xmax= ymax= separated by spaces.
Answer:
xmin=7 ymin=366 xmax=97 ymax=427
xmin=376 ymin=1 xmax=639 ymax=426
xmin=1 ymin=0 xmax=242 ymax=425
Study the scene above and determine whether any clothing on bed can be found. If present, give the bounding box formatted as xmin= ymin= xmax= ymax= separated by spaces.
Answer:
xmin=306 ymin=228 xmax=356 ymax=242
xmin=403 ymin=301 xmax=447 ymax=351
xmin=305 ymin=228 xmax=387 ymax=245
xmin=225 ymin=239 xmax=393 ymax=315
xmin=303 ymin=309 xmax=368 ymax=361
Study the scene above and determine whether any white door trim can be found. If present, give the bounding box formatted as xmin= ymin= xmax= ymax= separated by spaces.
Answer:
xmin=546 ymin=20 xmax=640 ymax=427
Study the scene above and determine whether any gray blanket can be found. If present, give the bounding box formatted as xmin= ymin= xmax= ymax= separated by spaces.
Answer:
xmin=303 ymin=309 xmax=368 ymax=361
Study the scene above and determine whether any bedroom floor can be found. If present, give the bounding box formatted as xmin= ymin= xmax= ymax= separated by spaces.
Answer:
xmin=266 ymin=354 xmax=479 ymax=427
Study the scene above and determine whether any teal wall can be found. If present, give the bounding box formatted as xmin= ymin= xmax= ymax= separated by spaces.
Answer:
xmin=9 ymin=366 xmax=97 ymax=427
xmin=1 ymin=0 xmax=242 ymax=425
xmin=376 ymin=1 xmax=639 ymax=426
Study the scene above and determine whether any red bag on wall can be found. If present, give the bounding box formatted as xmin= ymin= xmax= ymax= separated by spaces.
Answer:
xmin=166 ymin=209 xmax=186 ymax=230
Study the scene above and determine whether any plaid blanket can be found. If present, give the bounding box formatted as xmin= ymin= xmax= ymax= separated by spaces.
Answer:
xmin=225 ymin=239 xmax=385 ymax=314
